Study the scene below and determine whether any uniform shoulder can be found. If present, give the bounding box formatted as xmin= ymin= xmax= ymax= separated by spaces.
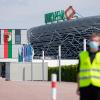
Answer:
xmin=79 ymin=51 xmax=88 ymax=56
xmin=97 ymin=51 xmax=100 ymax=55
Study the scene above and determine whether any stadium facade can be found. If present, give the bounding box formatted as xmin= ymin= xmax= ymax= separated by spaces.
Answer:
xmin=28 ymin=15 xmax=100 ymax=59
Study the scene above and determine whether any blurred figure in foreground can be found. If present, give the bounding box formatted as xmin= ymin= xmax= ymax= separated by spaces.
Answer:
xmin=77 ymin=33 xmax=100 ymax=100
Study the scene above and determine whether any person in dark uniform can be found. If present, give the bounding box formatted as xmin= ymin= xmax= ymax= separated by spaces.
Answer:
xmin=77 ymin=33 xmax=100 ymax=100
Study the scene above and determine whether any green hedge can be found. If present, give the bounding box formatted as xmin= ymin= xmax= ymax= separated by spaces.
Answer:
xmin=48 ymin=65 xmax=78 ymax=82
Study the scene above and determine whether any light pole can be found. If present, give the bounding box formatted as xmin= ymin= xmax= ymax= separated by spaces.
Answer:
xmin=58 ymin=45 xmax=61 ymax=83
xmin=31 ymin=47 xmax=34 ymax=81
xmin=83 ymin=39 xmax=87 ymax=51
xmin=42 ymin=50 xmax=45 ymax=81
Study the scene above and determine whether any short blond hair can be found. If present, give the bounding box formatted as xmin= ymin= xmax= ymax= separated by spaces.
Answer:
xmin=90 ymin=33 xmax=100 ymax=39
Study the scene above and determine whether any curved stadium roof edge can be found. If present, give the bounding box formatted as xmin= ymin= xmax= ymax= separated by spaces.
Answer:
xmin=28 ymin=15 xmax=100 ymax=32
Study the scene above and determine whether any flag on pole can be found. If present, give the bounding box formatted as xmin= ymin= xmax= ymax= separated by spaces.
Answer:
xmin=27 ymin=44 xmax=33 ymax=62
xmin=18 ymin=47 xmax=23 ymax=62
xmin=18 ymin=44 xmax=33 ymax=62
xmin=4 ymin=29 xmax=12 ymax=58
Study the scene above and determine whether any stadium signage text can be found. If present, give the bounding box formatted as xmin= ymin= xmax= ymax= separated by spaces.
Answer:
xmin=45 ymin=10 xmax=66 ymax=24
xmin=45 ymin=6 xmax=78 ymax=24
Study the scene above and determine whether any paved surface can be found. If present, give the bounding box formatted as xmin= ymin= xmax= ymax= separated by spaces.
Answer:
xmin=0 ymin=78 xmax=79 ymax=100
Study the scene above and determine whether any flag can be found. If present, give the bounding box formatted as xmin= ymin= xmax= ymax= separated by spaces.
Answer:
xmin=27 ymin=44 xmax=33 ymax=62
xmin=18 ymin=47 xmax=23 ymax=62
xmin=4 ymin=29 xmax=12 ymax=58
xmin=18 ymin=44 xmax=33 ymax=62
xmin=24 ymin=44 xmax=33 ymax=62
xmin=23 ymin=44 xmax=27 ymax=62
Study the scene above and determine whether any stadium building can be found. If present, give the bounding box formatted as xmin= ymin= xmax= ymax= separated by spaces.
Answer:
xmin=28 ymin=15 xmax=100 ymax=59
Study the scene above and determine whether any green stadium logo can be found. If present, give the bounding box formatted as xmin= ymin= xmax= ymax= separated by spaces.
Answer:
xmin=45 ymin=6 xmax=78 ymax=24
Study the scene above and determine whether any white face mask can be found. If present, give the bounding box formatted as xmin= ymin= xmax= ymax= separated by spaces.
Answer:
xmin=89 ymin=41 xmax=99 ymax=49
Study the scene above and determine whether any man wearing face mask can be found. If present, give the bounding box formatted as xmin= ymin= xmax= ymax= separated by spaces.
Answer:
xmin=77 ymin=33 xmax=100 ymax=100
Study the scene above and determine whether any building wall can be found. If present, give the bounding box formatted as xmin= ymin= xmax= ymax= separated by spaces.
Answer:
xmin=0 ymin=29 xmax=27 ymax=60
xmin=6 ymin=62 xmax=48 ymax=81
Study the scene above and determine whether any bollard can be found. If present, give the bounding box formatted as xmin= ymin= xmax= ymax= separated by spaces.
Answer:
xmin=51 ymin=74 xmax=57 ymax=100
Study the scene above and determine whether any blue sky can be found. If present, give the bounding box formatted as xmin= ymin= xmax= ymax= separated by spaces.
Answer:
xmin=0 ymin=0 xmax=100 ymax=29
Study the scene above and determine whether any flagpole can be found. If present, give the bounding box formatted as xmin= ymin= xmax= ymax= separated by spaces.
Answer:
xmin=42 ymin=50 xmax=45 ymax=81
xmin=31 ymin=46 xmax=34 ymax=81
xmin=58 ymin=45 xmax=61 ymax=83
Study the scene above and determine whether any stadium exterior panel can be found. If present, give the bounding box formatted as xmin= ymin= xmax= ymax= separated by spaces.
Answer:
xmin=28 ymin=16 xmax=100 ymax=59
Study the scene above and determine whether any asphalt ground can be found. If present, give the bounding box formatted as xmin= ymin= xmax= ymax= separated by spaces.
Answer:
xmin=0 ymin=78 xmax=79 ymax=100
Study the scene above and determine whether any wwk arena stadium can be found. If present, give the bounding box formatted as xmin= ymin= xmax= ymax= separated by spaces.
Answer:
xmin=28 ymin=15 xmax=100 ymax=59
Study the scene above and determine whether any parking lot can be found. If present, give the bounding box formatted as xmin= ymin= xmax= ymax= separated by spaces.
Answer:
xmin=0 ymin=78 xmax=79 ymax=100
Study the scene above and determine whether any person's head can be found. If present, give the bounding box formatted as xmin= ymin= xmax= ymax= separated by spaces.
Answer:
xmin=89 ymin=33 xmax=100 ymax=52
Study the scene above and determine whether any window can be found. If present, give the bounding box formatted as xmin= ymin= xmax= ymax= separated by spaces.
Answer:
xmin=15 ymin=29 xmax=21 ymax=44
xmin=0 ymin=30 xmax=1 ymax=44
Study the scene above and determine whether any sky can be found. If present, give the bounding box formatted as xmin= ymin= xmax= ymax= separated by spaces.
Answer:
xmin=0 ymin=0 xmax=100 ymax=29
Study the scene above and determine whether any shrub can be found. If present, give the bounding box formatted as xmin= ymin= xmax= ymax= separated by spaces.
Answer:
xmin=48 ymin=65 xmax=78 ymax=82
